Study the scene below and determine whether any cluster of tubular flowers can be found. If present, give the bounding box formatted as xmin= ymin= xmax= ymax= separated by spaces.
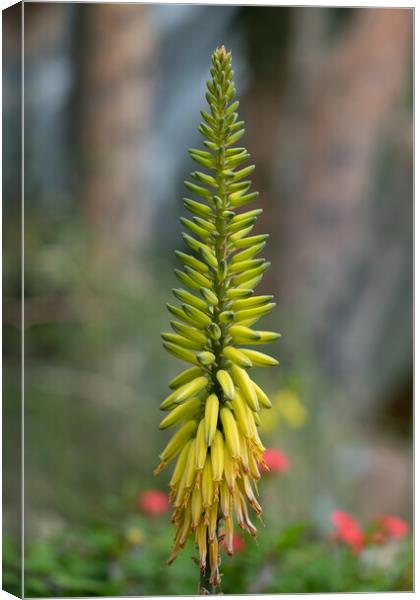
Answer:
xmin=155 ymin=46 xmax=280 ymax=587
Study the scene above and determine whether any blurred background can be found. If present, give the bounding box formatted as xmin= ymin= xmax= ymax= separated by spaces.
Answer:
xmin=3 ymin=3 xmax=413 ymax=595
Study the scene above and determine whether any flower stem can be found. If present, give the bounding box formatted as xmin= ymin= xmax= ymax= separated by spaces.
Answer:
xmin=199 ymin=544 xmax=221 ymax=595
xmin=199 ymin=517 xmax=222 ymax=595
xmin=199 ymin=558 xmax=213 ymax=595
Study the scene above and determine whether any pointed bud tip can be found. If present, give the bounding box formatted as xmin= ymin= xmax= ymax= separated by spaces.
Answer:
xmin=215 ymin=44 xmax=231 ymax=58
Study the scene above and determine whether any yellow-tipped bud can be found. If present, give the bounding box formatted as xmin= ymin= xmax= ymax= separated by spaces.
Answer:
xmin=184 ymin=438 xmax=198 ymax=491
xmin=208 ymin=501 xmax=218 ymax=541
xmin=201 ymin=455 xmax=214 ymax=509
xmin=160 ymin=375 xmax=208 ymax=410
xmin=220 ymin=407 xmax=241 ymax=459
xmin=253 ymin=381 xmax=272 ymax=408
xmin=216 ymin=369 xmax=235 ymax=399
xmin=197 ymin=351 xmax=216 ymax=365
xmin=230 ymin=364 xmax=259 ymax=412
xmin=241 ymin=498 xmax=257 ymax=537
xmin=197 ymin=522 xmax=207 ymax=570
xmin=210 ymin=430 xmax=224 ymax=482
xmin=169 ymin=366 xmax=203 ymax=389
xmin=232 ymin=487 xmax=245 ymax=529
xmin=204 ymin=393 xmax=219 ymax=446
xmin=173 ymin=375 xmax=209 ymax=403
xmin=158 ymin=420 xmax=198 ymax=465
xmin=228 ymin=324 xmax=260 ymax=341
xmin=161 ymin=331 xmax=203 ymax=350
xmin=225 ymin=515 xmax=234 ymax=555
xmin=169 ymin=439 xmax=193 ymax=490
xmin=183 ymin=303 xmax=212 ymax=327
xmin=174 ymin=470 xmax=188 ymax=508
xmin=191 ymin=486 xmax=203 ymax=529
xmin=195 ymin=419 xmax=208 ymax=471
xmin=242 ymin=475 xmax=262 ymax=515
xmin=159 ymin=397 xmax=201 ymax=429
xmin=231 ymin=391 xmax=252 ymax=438
xmin=178 ymin=506 xmax=192 ymax=547
xmin=239 ymin=433 xmax=250 ymax=473
xmin=163 ymin=342 xmax=199 ymax=365
xmin=248 ymin=446 xmax=262 ymax=480
xmin=220 ymin=479 xmax=231 ymax=518
xmin=223 ymin=438 xmax=236 ymax=492
xmin=240 ymin=348 xmax=279 ymax=367
xmin=171 ymin=321 xmax=208 ymax=346
xmin=223 ymin=345 xmax=253 ymax=368
xmin=251 ymin=330 xmax=281 ymax=344
xmin=209 ymin=538 xmax=221 ymax=586
xmin=248 ymin=417 xmax=265 ymax=455
xmin=233 ymin=302 xmax=275 ymax=323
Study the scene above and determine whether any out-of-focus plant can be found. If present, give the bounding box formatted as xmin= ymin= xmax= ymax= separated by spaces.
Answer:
xmin=260 ymin=387 xmax=308 ymax=433
xmin=137 ymin=490 xmax=170 ymax=516
xmin=330 ymin=510 xmax=365 ymax=554
xmin=262 ymin=448 xmax=290 ymax=473
xmin=330 ymin=509 xmax=410 ymax=555
xmin=155 ymin=46 xmax=280 ymax=592
xmin=4 ymin=493 xmax=412 ymax=597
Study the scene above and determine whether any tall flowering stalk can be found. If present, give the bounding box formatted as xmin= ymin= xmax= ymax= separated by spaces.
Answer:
xmin=155 ymin=46 xmax=280 ymax=593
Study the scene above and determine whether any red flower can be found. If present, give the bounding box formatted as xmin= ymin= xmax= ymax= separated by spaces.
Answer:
xmin=331 ymin=510 xmax=364 ymax=554
xmin=262 ymin=448 xmax=290 ymax=473
xmin=232 ymin=534 xmax=246 ymax=553
xmin=137 ymin=490 xmax=169 ymax=516
xmin=376 ymin=515 xmax=409 ymax=539
xmin=222 ymin=533 xmax=246 ymax=554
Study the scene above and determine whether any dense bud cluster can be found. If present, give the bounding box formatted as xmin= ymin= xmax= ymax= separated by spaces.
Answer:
xmin=156 ymin=46 xmax=280 ymax=588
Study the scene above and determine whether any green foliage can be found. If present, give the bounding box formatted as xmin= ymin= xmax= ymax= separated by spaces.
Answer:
xmin=3 ymin=510 xmax=412 ymax=597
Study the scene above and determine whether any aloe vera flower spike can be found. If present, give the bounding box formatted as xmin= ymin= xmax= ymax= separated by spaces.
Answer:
xmin=155 ymin=45 xmax=280 ymax=594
